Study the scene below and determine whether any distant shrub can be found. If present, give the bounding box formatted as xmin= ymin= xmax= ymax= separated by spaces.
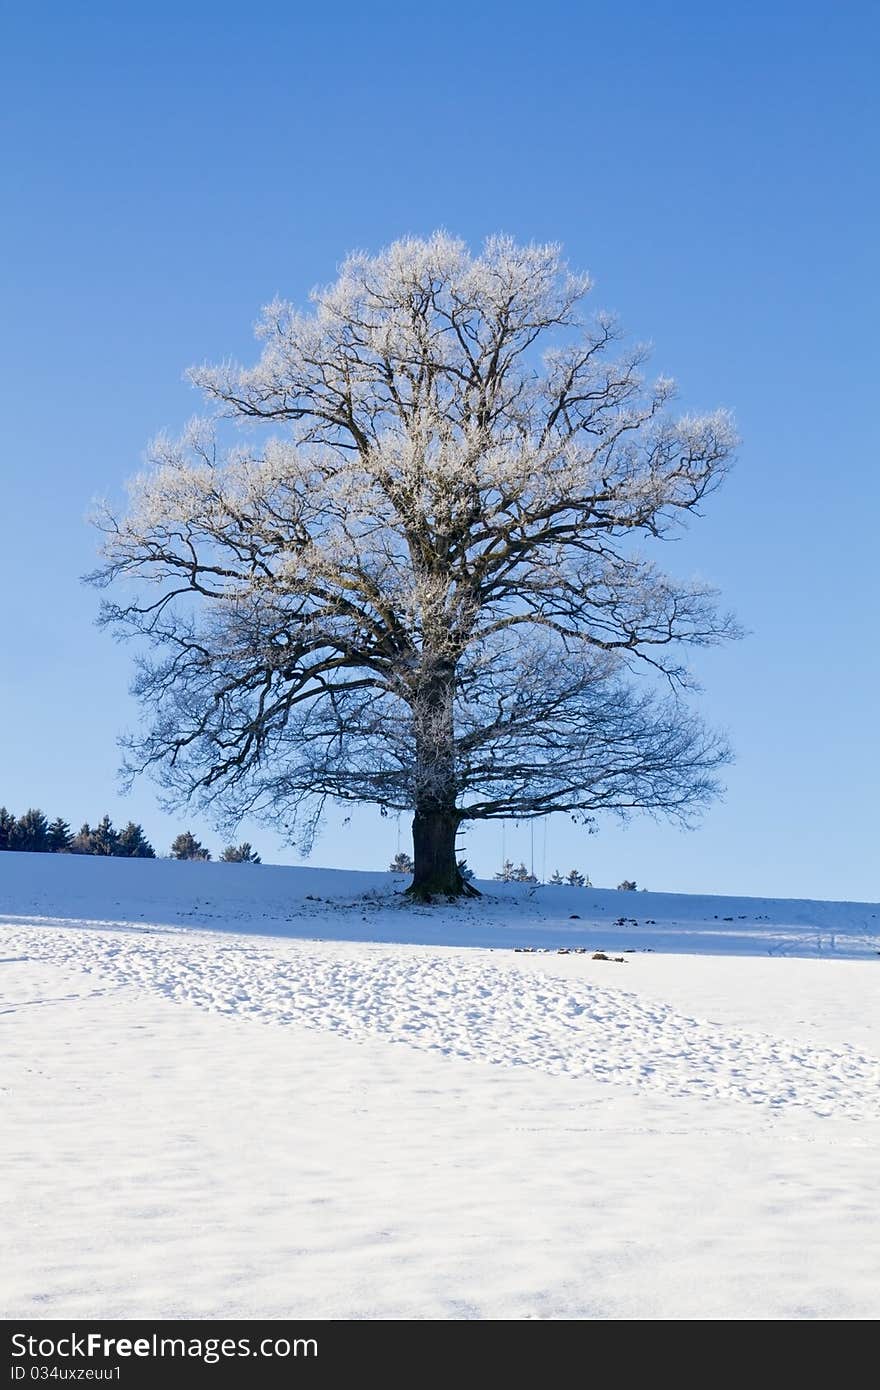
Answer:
xmin=220 ymin=842 xmax=261 ymax=863
xmin=170 ymin=831 xmax=211 ymax=861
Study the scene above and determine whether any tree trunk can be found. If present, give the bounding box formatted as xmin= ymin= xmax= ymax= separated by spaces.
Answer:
xmin=407 ymin=805 xmax=477 ymax=899
xmin=405 ymin=656 xmax=479 ymax=901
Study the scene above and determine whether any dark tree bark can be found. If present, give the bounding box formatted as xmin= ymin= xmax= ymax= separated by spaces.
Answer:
xmin=406 ymin=659 xmax=479 ymax=899
xmin=407 ymin=805 xmax=475 ymax=899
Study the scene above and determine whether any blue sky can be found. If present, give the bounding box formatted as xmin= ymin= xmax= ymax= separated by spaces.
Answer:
xmin=1 ymin=1 xmax=878 ymax=899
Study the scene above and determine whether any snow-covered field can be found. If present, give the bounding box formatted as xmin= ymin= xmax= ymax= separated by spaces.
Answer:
xmin=2 ymin=854 xmax=879 ymax=1319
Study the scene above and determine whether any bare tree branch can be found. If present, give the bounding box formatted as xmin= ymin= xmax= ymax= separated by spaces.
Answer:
xmin=91 ymin=232 xmax=739 ymax=896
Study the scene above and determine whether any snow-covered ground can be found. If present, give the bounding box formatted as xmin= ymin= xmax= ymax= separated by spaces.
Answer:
xmin=2 ymin=850 xmax=879 ymax=957
xmin=2 ymin=853 xmax=879 ymax=1319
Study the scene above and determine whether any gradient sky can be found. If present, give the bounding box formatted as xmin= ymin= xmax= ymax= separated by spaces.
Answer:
xmin=1 ymin=1 xmax=878 ymax=899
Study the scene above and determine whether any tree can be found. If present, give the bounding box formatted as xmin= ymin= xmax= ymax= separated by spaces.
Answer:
xmin=494 ymin=859 xmax=516 ymax=883
xmin=389 ymin=850 xmax=414 ymax=874
xmin=513 ymin=861 xmax=537 ymax=883
xmin=617 ymin=879 xmax=637 ymax=891
xmin=117 ymin=821 xmax=156 ymax=858
xmin=70 ymin=822 xmax=94 ymax=854
xmin=92 ymin=233 xmax=738 ymax=900
xmin=47 ymin=817 xmax=73 ymax=852
xmin=566 ymin=869 xmax=585 ymax=887
xmin=13 ymin=808 xmax=50 ymax=853
xmin=549 ymin=869 xmax=565 ymax=885
xmin=457 ymin=858 xmax=475 ymax=883
xmin=220 ymin=841 xmax=261 ymax=863
xmin=170 ymin=831 xmax=211 ymax=861
xmin=89 ymin=814 xmax=119 ymax=856
xmin=0 ymin=808 xmax=16 ymax=851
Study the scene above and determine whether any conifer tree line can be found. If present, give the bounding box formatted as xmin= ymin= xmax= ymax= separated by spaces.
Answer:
xmin=0 ymin=807 xmax=261 ymax=863
xmin=170 ymin=832 xmax=262 ymax=863
xmin=390 ymin=853 xmax=637 ymax=888
xmin=0 ymin=807 xmax=155 ymax=857
xmin=495 ymin=861 xmax=592 ymax=885
xmin=498 ymin=864 xmax=640 ymax=888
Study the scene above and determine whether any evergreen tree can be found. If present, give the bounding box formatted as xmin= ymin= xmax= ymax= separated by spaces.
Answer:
xmin=617 ymin=879 xmax=637 ymax=891
xmin=388 ymin=851 xmax=414 ymax=874
xmin=170 ymin=831 xmax=211 ymax=861
xmin=457 ymin=858 xmax=475 ymax=883
xmin=47 ymin=817 xmax=72 ymax=852
xmin=566 ymin=868 xmax=585 ymax=887
xmin=70 ymin=823 xmax=94 ymax=854
xmin=549 ymin=869 xmax=565 ymax=885
xmin=0 ymin=807 xmax=16 ymax=851
xmin=513 ymin=862 xmax=538 ymax=883
xmin=13 ymin=808 xmax=50 ymax=853
xmin=220 ymin=842 xmax=261 ymax=863
xmin=90 ymin=814 xmax=119 ymax=856
xmin=117 ymin=821 xmax=156 ymax=858
xmin=494 ymin=859 xmax=516 ymax=882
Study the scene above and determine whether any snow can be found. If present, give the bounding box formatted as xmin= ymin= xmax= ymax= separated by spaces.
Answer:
xmin=2 ymin=849 xmax=878 ymax=958
xmin=2 ymin=853 xmax=879 ymax=1319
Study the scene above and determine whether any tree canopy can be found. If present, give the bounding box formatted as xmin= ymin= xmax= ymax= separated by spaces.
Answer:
xmin=92 ymin=233 xmax=738 ymax=896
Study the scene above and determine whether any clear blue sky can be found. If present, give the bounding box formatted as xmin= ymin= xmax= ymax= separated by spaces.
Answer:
xmin=1 ymin=1 xmax=878 ymax=900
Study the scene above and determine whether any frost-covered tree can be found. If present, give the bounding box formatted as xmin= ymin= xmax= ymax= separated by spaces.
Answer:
xmin=549 ymin=869 xmax=565 ymax=885
xmin=617 ymin=879 xmax=637 ymax=891
xmin=389 ymin=850 xmax=414 ymax=874
xmin=92 ymin=233 xmax=738 ymax=899
xmin=566 ymin=868 xmax=586 ymax=887
xmin=170 ymin=831 xmax=211 ymax=861
xmin=13 ymin=808 xmax=50 ymax=853
xmin=117 ymin=821 xmax=156 ymax=858
xmin=220 ymin=841 xmax=261 ymax=863
xmin=47 ymin=817 xmax=73 ymax=852
xmin=494 ymin=858 xmax=516 ymax=883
